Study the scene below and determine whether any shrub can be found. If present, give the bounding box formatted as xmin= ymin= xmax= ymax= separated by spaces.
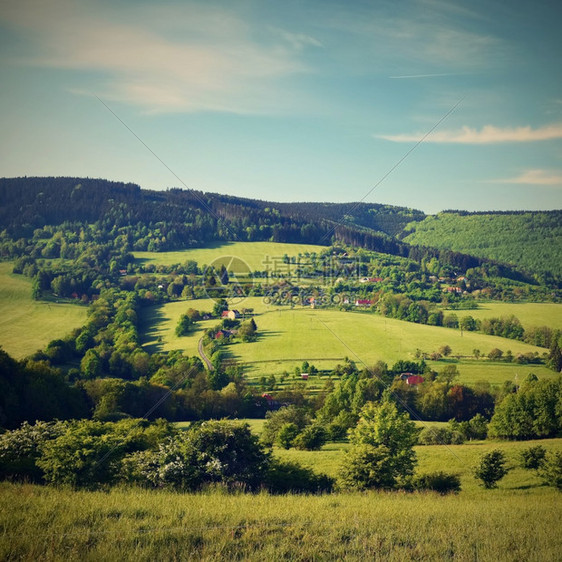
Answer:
xmin=538 ymin=451 xmax=562 ymax=490
xmin=520 ymin=445 xmax=547 ymax=470
xmin=276 ymin=423 xmax=300 ymax=449
xmin=293 ymin=424 xmax=327 ymax=451
xmin=413 ymin=471 xmax=461 ymax=494
xmin=124 ymin=420 xmax=270 ymax=492
xmin=261 ymin=406 xmax=310 ymax=447
xmin=474 ymin=450 xmax=510 ymax=489
xmin=418 ymin=426 xmax=464 ymax=446
xmin=0 ymin=420 xmax=67 ymax=482
xmin=37 ymin=420 xmax=128 ymax=487
xmin=339 ymin=444 xmax=397 ymax=490
xmin=264 ymin=459 xmax=334 ymax=494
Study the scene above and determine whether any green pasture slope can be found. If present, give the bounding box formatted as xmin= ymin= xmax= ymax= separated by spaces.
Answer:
xmin=134 ymin=241 xmax=327 ymax=272
xmin=466 ymin=301 xmax=562 ymax=330
xmin=2 ymin=436 xmax=562 ymax=560
xmin=141 ymin=297 xmax=555 ymax=387
xmin=0 ymin=262 xmax=87 ymax=358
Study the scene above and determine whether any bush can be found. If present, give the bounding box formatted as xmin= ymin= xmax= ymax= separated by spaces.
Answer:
xmin=276 ymin=423 xmax=300 ymax=449
xmin=520 ymin=445 xmax=547 ymax=470
xmin=124 ymin=420 xmax=270 ymax=492
xmin=37 ymin=421 xmax=128 ymax=487
xmin=474 ymin=449 xmax=510 ymax=489
xmin=538 ymin=451 xmax=562 ymax=490
xmin=339 ymin=444 xmax=396 ymax=490
xmin=418 ymin=426 xmax=464 ymax=446
xmin=263 ymin=458 xmax=334 ymax=494
xmin=293 ymin=424 xmax=327 ymax=451
xmin=0 ymin=420 xmax=67 ymax=482
xmin=413 ymin=471 xmax=461 ymax=494
xmin=261 ymin=406 xmax=310 ymax=447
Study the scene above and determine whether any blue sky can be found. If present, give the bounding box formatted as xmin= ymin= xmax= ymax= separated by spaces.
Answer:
xmin=1 ymin=0 xmax=561 ymax=213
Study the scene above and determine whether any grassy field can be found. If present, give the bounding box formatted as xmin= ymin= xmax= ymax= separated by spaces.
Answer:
xmin=141 ymin=298 xmax=555 ymax=387
xmin=2 ymin=437 xmax=562 ymax=561
xmin=275 ymin=436 xmax=562 ymax=490
xmin=0 ymin=262 xmax=88 ymax=358
xmin=133 ymin=241 xmax=326 ymax=272
xmin=466 ymin=301 xmax=562 ymax=330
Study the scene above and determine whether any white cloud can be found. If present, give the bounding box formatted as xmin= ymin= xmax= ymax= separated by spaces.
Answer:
xmin=0 ymin=0 xmax=311 ymax=114
xmin=490 ymin=169 xmax=562 ymax=186
xmin=377 ymin=123 xmax=562 ymax=143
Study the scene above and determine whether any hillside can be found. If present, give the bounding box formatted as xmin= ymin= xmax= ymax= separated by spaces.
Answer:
xmin=0 ymin=177 xmax=538 ymax=283
xmin=402 ymin=211 xmax=562 ymax=284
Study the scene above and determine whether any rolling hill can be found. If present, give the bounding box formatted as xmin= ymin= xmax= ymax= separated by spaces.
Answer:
xmin=402 ymin=211 xmax=562 ymax=283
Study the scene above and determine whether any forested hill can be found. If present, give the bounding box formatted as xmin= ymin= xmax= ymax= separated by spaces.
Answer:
xmin=402 ymin=211 xmax=562 ymax=284
xmin=0 ymin=177 xmax=424 ymax=238
xmin=0 ymin=177 xmax=541 ymax=282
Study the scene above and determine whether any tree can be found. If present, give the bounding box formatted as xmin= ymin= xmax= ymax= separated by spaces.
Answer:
xmin=520 ymin=445 xmax=547 ymax=470
xmin=276 ymin=423 xmax=300 ymax=449
xmin=488 ymin=348 xmax=503 ymax=361
xmin=175 ymin=313 xmax=193 ymax=337
xmin=261 ymin=406 xmax=310 ymax=447
xmin=439 ymin=345 xmax=452 ymax=357
xmin=340 ymin=399 xmax=419 ymax=489
xmin=212 ymin=298 xmax=228 ymax=317
xmin=238 ymin=318 xmax=258 ymax=342
xmin=219 ymin=264 xmax=229 ymax=285
xmin=538 ymin=451 xmax=562 ymax=490
xmin=474 ymin=450 xmax=509 ymax=488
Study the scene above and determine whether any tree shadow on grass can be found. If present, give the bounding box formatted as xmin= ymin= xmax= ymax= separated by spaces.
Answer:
xmin=139 ymin=304 xmax=166 ymax=354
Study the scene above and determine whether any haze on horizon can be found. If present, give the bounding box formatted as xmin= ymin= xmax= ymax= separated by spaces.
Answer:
xmin=0 ymin=0 xmax=561 ymax=214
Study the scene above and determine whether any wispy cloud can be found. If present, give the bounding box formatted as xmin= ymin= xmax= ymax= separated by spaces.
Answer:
xmin=489 ymin=169 xmax=562 ymax=186
xmin=270 ymin=27 xmax=323 ymax=50
xmin=389 ymin=73 xmax=462 ymax=79
xmin=0 ymin=0 xmax=312 ymax=114
xmin=377 ymin=123 xmax=562 ymax=143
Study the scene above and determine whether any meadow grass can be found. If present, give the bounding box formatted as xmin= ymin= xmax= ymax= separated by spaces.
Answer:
xmin=141 ymin=299 xmax=555 ymax=387
xmin=1 ymin=448 xmax=561 ymax=562
xmin=0 ymin=262 xmax=87 ymax=358
xmin=466 ymin=301 xmax=562 ymax=330
xmin=133 ymin=241 xmax=326 ymax=272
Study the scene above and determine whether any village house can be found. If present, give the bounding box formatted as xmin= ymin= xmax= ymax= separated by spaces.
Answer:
xmin=221 ymin=310 xmax=241 ymax=320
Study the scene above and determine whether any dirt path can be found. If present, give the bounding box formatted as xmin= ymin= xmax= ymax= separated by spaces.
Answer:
xmin=198 ymin=337 xmax=214 ymax=371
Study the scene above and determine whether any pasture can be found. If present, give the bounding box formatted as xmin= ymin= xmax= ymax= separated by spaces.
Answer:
xmin=466 ymin=301 xmax=562 ymax=330
xmin=133 ymin=241 xmax=326 ymax=273
xmin=141 ymin=297 xmax=554 ymax=387
xmin=2 ymin=436 xmax=562 ymax=561
xmin=0 ymin=263 xmax=87 ymax=358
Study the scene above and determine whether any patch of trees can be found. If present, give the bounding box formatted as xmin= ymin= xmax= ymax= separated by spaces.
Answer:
xmin=0 ymin=418 xmax=334 ymax=493
xmin=0 ymin=349 xmax=89 ymax=429
xmin=488 ymin=375 xmax=562 ymax=440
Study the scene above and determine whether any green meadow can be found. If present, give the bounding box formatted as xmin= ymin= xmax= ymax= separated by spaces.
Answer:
xmin=133 ymin=241 xmax=326 ymax=272
xmin=142 ymin=298 xmax=553 ymax=387
xmin=2 ymin=436 xmax=562 ymax=561
xmin=0 ymin=262 xmax=87 ymax=359
xmin=466 ymin=301 xmax=562 ymax=330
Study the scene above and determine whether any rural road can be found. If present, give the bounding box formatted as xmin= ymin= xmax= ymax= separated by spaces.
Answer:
xmin=198 ymin=337 xmax=214 ymax=371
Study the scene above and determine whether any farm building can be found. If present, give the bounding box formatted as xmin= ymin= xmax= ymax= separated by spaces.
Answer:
xmin=222 ymin=310 xmax=241 ymax=320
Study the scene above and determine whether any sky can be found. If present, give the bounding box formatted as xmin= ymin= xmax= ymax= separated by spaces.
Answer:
xmin=1 ymin=0 xmax=561 ymax=213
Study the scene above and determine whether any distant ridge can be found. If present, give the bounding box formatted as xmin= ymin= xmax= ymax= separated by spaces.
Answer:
xmin=0 ymin=176 xmax=542 ymax=284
